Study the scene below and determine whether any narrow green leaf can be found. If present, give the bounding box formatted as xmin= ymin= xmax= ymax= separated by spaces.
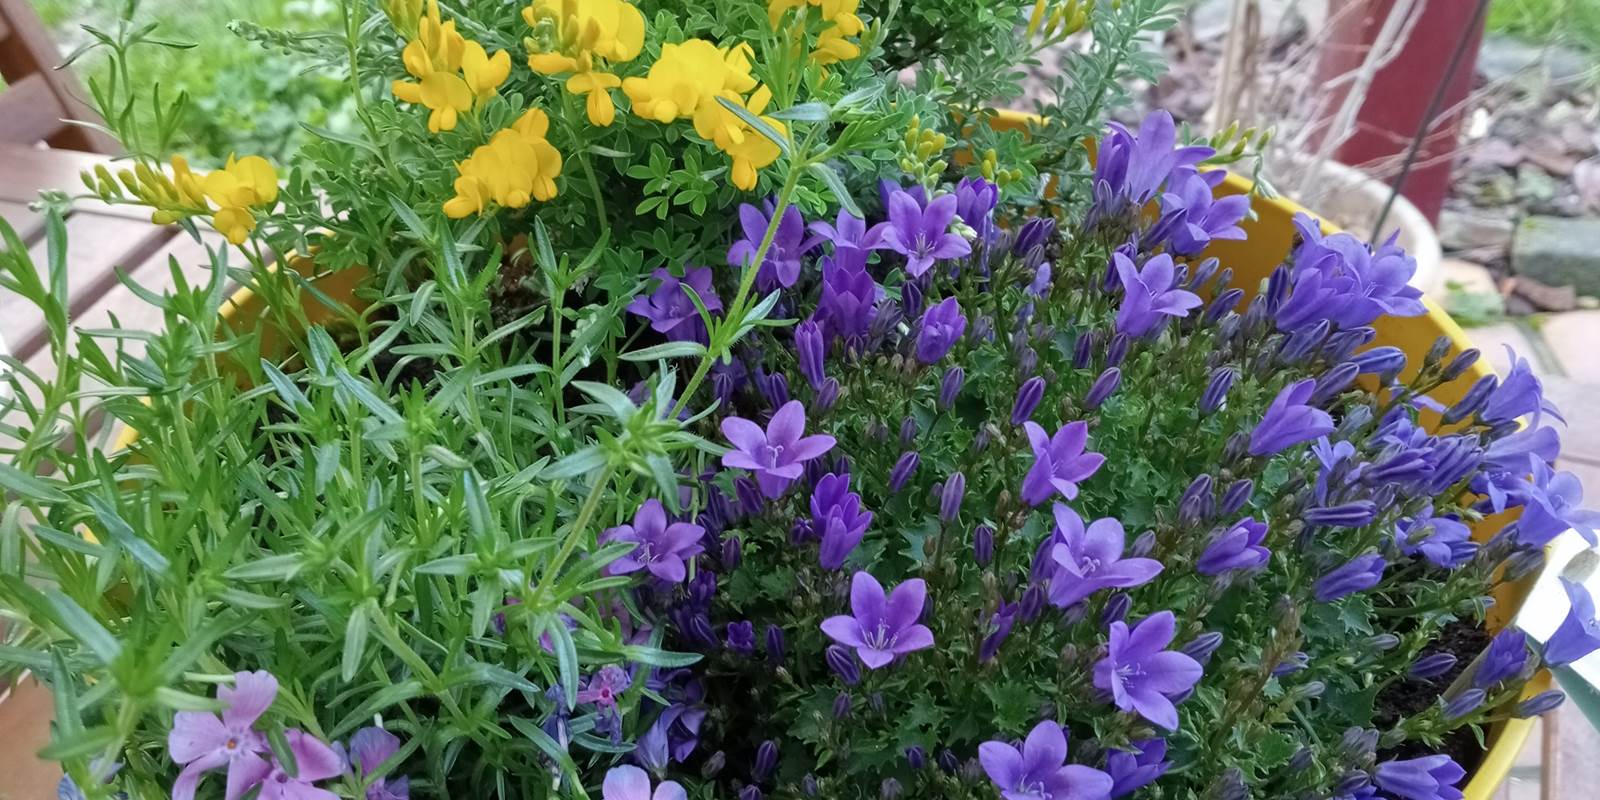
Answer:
xmin=621 ymin=341 xmax=706 ymax=362
xmin=572 ymin=381 xmax=636 ymax=420
xmin=770 ymin=102 xmax=829 ymax=122
xmin=808 ymin=162 xmax=863 ymax=218
xmin=342 ymin=602 xmax=371 ymax=682
xmin=223 ymin=554 xmax=305 ymax=582
xmin=44 ymin=590 xmax=120 ymax=665
xmin=38 ymin=726 xmax=118 ymax=761
xmin=0 ymin=462 xmax=70 ymax=503
xmin=86 ymin=494 xmax=170 ymax=577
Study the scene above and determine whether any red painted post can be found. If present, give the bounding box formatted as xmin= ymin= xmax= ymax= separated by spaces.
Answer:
xmin=1313 ymin=0 xmax=1487 ymax=223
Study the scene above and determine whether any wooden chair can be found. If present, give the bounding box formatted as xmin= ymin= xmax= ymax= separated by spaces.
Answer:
xmin=0 ymin=0 xmax=118 ymax=153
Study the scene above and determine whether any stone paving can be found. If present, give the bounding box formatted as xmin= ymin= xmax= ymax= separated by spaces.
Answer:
xmin=1443 ymin=259 xmax=1600 ymax=497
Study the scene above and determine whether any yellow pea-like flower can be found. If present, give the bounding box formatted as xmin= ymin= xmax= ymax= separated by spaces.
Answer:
xmin=461 ymin=41 xmax=512 ymax=100
xmin=443 ymin=108 xmax=564 ymax=218
xmin=712 ymin=86 xmax=785 ymax=191
xmin=202 ymin=154 xmax=279 ymax=209
xmin=521 ymin=0 xmax=643 ymax=128
xmin=212 ymin=206 xmax=257 ymax=245
xmin=622 ymin=39 xmax=757 ymax=124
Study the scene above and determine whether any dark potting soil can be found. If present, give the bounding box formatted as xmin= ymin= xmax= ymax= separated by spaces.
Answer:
xmin=1374 ymin=619 xmax=1493 ymax=772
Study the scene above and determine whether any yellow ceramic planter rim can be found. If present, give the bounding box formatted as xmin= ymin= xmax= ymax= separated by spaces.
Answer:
xmin=111 ymin=110 xmax=1539 ymax=797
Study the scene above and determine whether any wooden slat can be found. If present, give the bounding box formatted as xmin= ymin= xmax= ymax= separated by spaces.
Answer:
xmin=0 ymin=675 xmax=61 ymax=798
xmin=0 ymin=0 xmax=118 ymax=153
xmin=0 ymin=143 xmax=161 ymax=222
xmin=0 ymin=198 xmax=43 ymax=244
xmin=0 ymin=73 xmax=68 ymax=147
xmin=1 ymin=211 xmax=174 ymax=361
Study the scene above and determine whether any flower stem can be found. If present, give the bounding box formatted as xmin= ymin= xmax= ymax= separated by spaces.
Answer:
xmin=536 ymin=465 xmax=616 ymax=595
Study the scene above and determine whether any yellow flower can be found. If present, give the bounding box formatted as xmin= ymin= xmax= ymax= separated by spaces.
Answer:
xmin=462 ymin=40 xmax=512 ymax=100
xmin=766 ymin=0 xmax=865 ymax=69
xmin=168 ymin=155 xmax=207 ymax=207
xmin=202 ymin=155 xmax=279 ymax=210
xmin=212 ymin=206 xmax=257 ymax=245
xmin=711 ymin=86 xmax=785 ymax=191
xmin=522 ymin=0 xmax=644 ymax=127
xmin=443 ymin=108 xmax=564 ymax=218
xmin=622 ymin=39 xmax=757 ymax=124
xmin=392 ymin=0 xmax=508 ymax=132
xmin=382 ymin=0 xmax=424 ymax=39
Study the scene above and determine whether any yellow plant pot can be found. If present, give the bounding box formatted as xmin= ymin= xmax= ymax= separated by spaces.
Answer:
xmin=988 ymin=109 xmax=1541 ymax=799
xmin=107 ymin=115 xmax=1543 ymax=797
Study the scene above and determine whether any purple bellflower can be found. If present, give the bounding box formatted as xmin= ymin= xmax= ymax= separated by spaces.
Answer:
xmin=978 ymin=719 xmax=1114 ymax=800
xmin=1105 ymin=739 xmax=1170 ymax=799
xmin=821 ymin=571 xmax=935 ymax=669
xmin=1284 ymin=213 xmax=1427 ymax=330
xmin=349 ymin=727 xmax=409 ymax=800
xmin=1088 ymin=110 xmax=1212 ymax=228
xmin=1545 ymin=578 xmax=1600 ymax=666
xmin=626 ymin=267 xmax=723 ymax=345
xmin=812 ymin=472 xmax=873 ymax=570
xmin=1474 ymin=630 xmax=1529 ymax=689
xmin=721 ymin=400 xmax=837 ymax=498
xmin=1046 ymin=504 xmax=1163 ymax=608
xmin=1514 ymin=464 xmax=1600 ymax=547
xmin=1021 ymin=421 xmax=1107 ymax=506
xmin=168 ymin=670 xmax=278 ymax=800
xmin=727 ymin=201 xmax=821 ymax=291
xmin=809 ymin=209 xmax=886 ymax=269
xmin=916 ymin=297 xmax=968 ymax=364
xmin=1248 ymin=380 xmax=1335 ymax=456
xmin=1154 ymin=168 xmax=1249 ymax=256
xmin=955 ymin=177 xmax=999 ymax=243
xmin=601 ymin=499 xmax=706 ymax=584
xmin=1093 ymin=611 xmax=1204 ymax=730
xmin=1481 ymin=347 xmax=1563 ymax=426
xmin=603 ymin=765 xmax=688 ymax=800
xmin=816 ymin=256 xmax=880 ymax=342
xmin=879 ymin=189 xmax=971 ymax=277
xmin=1113 ymin=253 xmax=1202 ymax=338
xmin=1394 ymin=507 xmax=1475 ymax=569
xmin=1196 ymin=518 xmax=1270 ymax=575
xmin=1373 ymin=756 xmax=1466 ymax=800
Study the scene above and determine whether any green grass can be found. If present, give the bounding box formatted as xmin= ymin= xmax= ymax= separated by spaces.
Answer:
xmin=35 ymin=0 xmax=351 ymax=164
xmin=1488 ymin=0 xmax=1600 ymax=53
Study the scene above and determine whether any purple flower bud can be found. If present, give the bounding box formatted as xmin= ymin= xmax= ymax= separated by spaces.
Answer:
xmin=723 ymin=536 xmax=743 ymax=569
xmin=1515 ymin=690 xmax=1565 ymax=718
xmin=736 ymin=477 xmax=766 ymax=518
xmin=1072 ymin=331 xmax=1097 ymax=369
xmin=726 ymin=620 xmax=756 ymax=655
xmin=940 ymin=472 xmax=966 ymax=522
xmin=881 ymin=778 xmax=902 ymax=800
xmin=762 ymin=372 xmax=791 ymax=408
xmin=1013 ymin=217 xmax=1055 ymax=254
xmin=1106 ymin=334 xmax=1130 ymax=368
xmin=1019 ymin=584 xmax=1045 ymax=622
xmin=1333 ymin=772 xmax=1372 ymax=796
xmin=938 ymin=749 xmax=960 ymax=774
xmin=795 ymin=319 xmax=826 ymax=390
xmin=1310 ymin=362 xmax=1360 ymax=405
xmin=740 ymin=787 xmax=763 ymax=800
xmin=1287 ymin=748 xmax=1314 ymax=772
xmin=1012 ymin=377 xmax=1046 ymax=424
xmin=1278 ymin=320 xmax=1331 ymax=364
xmin=1201 ymin=289 xmax=1242 ymax=326
xmin=690 ymin=614 xmax=718 ymax=648
xmin=1501 ymin=548 xmax=1546 ymax=581
xmin=899 ymin=416 xmax=919 ymax=445
xmin=1442 ymin=348 xmax=1479 ymax=381
xmin=889 ymin=451 xmax=920 ymax=492
xmin=1425 ymin=335 xmax=1452 ymax=366
xmin=689 ymin=571 xmax=718 ymax=606
xmin=1408 ymin=653 xmax=1458 ymax=680
xmin=1218 ymin=479 xmax=1253 ymax=516
xmin=826 ymin=645 xmax=860 ymax=685
xmin=1293 ymin=680 xmax=1327 ymax=700
xmin=703 ymin=751 xmax=726 ymax=778
xmin=832 ymin=692 xmax=852 ymax=719
xmin=1443 ymin=688 xmax=1486 ymax=719
xmin=1085 ymin=367 xmax=1122 ymax=410
xmin=1180 ymin=632 xmax=1225 ymax=665
xmin=1304 ymin=501 xmax=1378 ymax=528
xmin=816 ymin=377 xmax=840 ymax=413
xmin=1188 ymin=257 xmax=1220 ymax=290
xmin=802 ymin=774 xmax=820 ymax=797
xmin=973 ymin=525 xmax=995 ymax=566
xmin=1366 ymin=633 xmax=1401 ymax=651
xmin=904 ymin=746 xmax=926 ymax=770
xmin=1272 ymin=651 xmax=1309 ymax=677
xmin=1200 ymin=367 xmax=1236 ymax=415
xmin=754 ymin=740 xmax=779 ymax=780
xmin=1017 ymin=346 xmax=1038 ymax=376
xmin=766 ymin=624 xmax=786 ymax=664
xmin=1353 ymin=346 xmax=1407 ymax=382
xmin=916 ymin=297 xmax=967 ymax=365
xmin=939 ymin=367 xmax=965 ymax=410
xmin=1100 ymin=593 xmax=1132 ymax=626
xmin=1130 ymin=529 xmax=1157 ymax=558
xmin=1314 ymin=554 xmax=1387 ymax=601
xmin=902 ymin=278 xmax=925 ymax=318
xmin=1442 ymin=374 xmax=1497 ymax=425
xmin=1180 ymin=474 xmax=1214 ymax=517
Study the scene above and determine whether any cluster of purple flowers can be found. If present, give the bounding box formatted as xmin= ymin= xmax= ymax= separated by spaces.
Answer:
xmin=167 ymin=671 xmax=408 ymax=800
